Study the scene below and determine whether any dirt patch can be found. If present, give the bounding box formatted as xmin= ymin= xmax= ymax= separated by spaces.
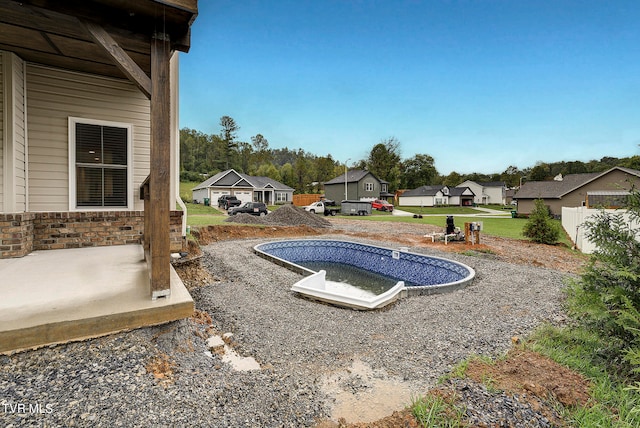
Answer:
xmin=192 ymin=224 xmax=322 ymax=244
xmin=465 ymin=348 xmax=591 ymax=408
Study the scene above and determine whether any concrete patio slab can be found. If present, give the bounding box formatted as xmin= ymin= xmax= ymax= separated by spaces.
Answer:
xmin=0 ymin=245 xmax=194 ymax=354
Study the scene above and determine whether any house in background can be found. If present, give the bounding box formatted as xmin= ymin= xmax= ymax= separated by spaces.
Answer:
xmin=323 ymin=169 xmax=388 ymax=202
xmin=514 ymin=167 xmax=640 ymax=216
xmin=458 ymin=180 xmax=506 ymax=205
xmin=192 ymin=169 xmax=294 ymax=205
xmin=398 ymin=185 xmax=475 ymax=207
xmin=0 ymin=0 xmax=198 ymax=353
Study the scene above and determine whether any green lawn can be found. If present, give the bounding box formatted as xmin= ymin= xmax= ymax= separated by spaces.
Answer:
xmin=180 ymin=181 xmax=200 ymax=202
xmin=350 ymin=214 xmax=527 ymax=239
xmin=397 ymin=206 xmax=485 ymax=215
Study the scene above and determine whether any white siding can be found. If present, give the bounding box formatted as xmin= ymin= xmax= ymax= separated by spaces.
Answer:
xmin=12 ymin=55 xmax=26 ymax=212
xmin=26 ymin=64 xmax=150 ymax=211
xmin=399 ymin=196 xmax=436 ymax=207
xmin=1 ymin=52 xmax=27 ymax=213
xmin=192 ymin=188 xmax=209 ymax=203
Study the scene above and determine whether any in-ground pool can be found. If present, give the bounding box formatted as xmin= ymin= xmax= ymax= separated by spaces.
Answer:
xmin=254 ymin=239 xmax=475 ymax=310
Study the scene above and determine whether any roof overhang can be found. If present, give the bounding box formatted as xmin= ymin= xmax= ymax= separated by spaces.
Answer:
xmin=0 ymin=0 xmax=197 ymax=82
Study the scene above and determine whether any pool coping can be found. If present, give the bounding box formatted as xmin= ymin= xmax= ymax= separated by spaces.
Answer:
xmin=253 ymin=239 xmax=475 ymax=310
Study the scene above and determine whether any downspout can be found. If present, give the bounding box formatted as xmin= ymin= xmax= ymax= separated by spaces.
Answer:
xmin=171 ymin=52 xmax=187 ymax=238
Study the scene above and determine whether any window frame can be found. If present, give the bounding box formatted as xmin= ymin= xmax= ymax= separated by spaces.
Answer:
xmin=68 ymin=117 xmax=134 ymax=211
xmin=364 ymin=182 xmax=375 ymax=192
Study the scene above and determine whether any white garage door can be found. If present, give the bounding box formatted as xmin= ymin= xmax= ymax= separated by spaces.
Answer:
xmin=210 ymin=191 xmax=227 ymax=206
xmin=234 ymin=191 xmax=252 ymax=204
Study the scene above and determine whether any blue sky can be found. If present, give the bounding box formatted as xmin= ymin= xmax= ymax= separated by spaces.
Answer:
xmin=179 ymin=0 xmax=640 ymax=175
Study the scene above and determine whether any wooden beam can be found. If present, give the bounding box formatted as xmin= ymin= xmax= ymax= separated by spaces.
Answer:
xmin=82 ymin=20 xmax=152 ymax=99
xmin=149 ymin=32 xmax=172 ymax=298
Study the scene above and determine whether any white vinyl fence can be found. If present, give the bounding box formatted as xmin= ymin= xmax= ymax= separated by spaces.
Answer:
xmin=562 ymin=206 xmax=640 ymax=254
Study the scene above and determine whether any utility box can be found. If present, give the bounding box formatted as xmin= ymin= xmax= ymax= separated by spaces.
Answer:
xmin=341 ymin=200 xmax=372 ymax=216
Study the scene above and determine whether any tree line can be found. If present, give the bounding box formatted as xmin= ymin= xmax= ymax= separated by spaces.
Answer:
xmin=181 ymin=116 xmax=640 ymax=193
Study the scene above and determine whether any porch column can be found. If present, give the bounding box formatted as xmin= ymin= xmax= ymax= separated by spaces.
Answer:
xmin=149 ymin=32 xmax=172 ymax=299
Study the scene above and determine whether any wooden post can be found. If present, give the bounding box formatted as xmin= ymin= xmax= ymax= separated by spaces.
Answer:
xmin=149 ymin=33 xmax=172 ymax=299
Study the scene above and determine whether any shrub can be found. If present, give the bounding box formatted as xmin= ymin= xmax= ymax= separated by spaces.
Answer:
xmin=568 ymin=188 xmax=640 ymax=378
xmin=522 ymin=199 xmax=560 ymax=244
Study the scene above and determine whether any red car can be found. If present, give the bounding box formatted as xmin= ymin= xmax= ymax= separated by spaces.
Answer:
xmin=371 ymin=199 xmax=394 ymax=212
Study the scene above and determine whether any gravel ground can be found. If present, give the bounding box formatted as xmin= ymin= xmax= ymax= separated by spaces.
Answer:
xmin=1 ymin=232 xmax=569 ymax=427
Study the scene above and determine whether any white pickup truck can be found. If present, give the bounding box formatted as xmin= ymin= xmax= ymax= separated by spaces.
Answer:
xmin=304 ymin=201 xmax=340 ymax=216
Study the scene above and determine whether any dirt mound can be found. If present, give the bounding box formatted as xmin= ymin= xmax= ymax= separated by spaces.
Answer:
xmin=192 ymin=224 xmax=322 ymax=244
xmin=223 ymin=213 xmax=264 ymax=224
xmin=225 ymin=204 xmax=333 ymax=228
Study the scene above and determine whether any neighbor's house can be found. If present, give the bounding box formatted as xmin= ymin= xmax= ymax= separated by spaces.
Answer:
xmin=514 ymin=167 xmax=640 ymax=216
xmin=0 ymin=0 xmax=198 ymax=353
xmin=323 ymin=169 xmax=389 ymax=202
xmin=192 ymin=169 xmax=294 ymax=205
xmin=398 ymin=185 xmax=475 ymax=207
xmin=457 ymin=180 xmax=506 ymax=205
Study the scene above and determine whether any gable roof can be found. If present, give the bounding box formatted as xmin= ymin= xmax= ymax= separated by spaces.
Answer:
xmin=324 ymin=169 xmax=380 ymax=185
xmin=449 ymin=186 xmax=475 ymax=196
xmin=514 ymin=167 xmax=640 ymax=199
xmin=241 ymin=174 xmax=293 ymax=191
xmin=193 ymin=169 xmax=293 ymax=191
xmin=402 ymin=185 xmax=474 ymax=197
xmin=401 ymin=185 xmax=447 ymax=197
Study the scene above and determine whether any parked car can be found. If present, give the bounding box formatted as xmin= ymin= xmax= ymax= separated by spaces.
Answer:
xmin=371 ymin=199 xmax=394 ymax=212
xmin=217 ymin=195 xmax=241 ymax=210
xmin=228 ymin=202 xmax=268 ymax=216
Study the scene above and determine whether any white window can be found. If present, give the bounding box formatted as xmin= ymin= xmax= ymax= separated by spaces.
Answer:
xmin=364 ymin=182 xmax=374 ymax=192
xmin=69 ymin=117 xmax=133 ymax=210
xmin=276 ymin=192 xmax=288 ymax=202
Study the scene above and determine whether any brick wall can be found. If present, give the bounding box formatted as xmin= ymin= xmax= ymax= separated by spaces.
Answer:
xmin=0 ymin=213 xmax=36 ymax=258
xmin=0 ymin=211 xmax=183 ymax=258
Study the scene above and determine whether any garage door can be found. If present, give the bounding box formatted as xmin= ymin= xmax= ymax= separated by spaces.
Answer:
xmin=210 ymin=191 xmax=227 ymax=206
xmin=234 ymin=191 xmax=252 ymax=204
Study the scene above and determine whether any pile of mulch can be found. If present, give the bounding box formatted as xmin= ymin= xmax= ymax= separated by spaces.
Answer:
xmin=224 ymin=204 xmax=333 ymax=228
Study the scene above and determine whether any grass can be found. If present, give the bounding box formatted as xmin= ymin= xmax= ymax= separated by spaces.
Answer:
xmin=528 ymin=324 xmax=640 ymax=427
xmin=177 ymin=181 xmax=572 ymax=247
xmin=409 ymin=323 xmax=640 ymax=427
xmin=398 ymin=206 xmax=486 ymax=215
xmin=411 ymin=394 xmax=466 ymax=427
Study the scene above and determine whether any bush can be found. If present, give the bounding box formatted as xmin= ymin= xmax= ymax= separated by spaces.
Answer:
xmin=522 ymin=199 xmax=560 ymax=244
xmin=568 ymin=188 xmax=640 ymax=378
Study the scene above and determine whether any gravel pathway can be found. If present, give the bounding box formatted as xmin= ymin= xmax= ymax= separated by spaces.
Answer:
xmin=1 ymin=234 xmax=569 ymax=427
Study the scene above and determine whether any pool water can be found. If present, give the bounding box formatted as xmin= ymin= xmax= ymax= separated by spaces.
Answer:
xmin=298 ymin=261 xmax=403 ymax=295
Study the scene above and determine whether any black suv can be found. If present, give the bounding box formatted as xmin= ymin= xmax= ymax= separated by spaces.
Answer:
xmin=217 ymin=195 xmax=241 ymax=210
xmin=228 ymin=202 xmax=268 ymax=216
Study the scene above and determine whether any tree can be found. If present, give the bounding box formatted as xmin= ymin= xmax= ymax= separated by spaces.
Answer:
xmin=522 ymin=199 xmax=560 ymax=244
xmin=568 ymin=187 xmax=640 ymax=376
xmin=529 ymin=162 xmax=551 ymax=181
xmin=219 ymin=116 xmax=239 ymax=169
xmin=367 ymin=137 xmax=402 ymax=190
xmin=279 ymin=163 xmax=296 ymax=189
xmin=251 ymin=134 xmax=271 ymax=167
xmin=442 ymin=171 xmax=463 ymax=187
xmin=255 ymin=163 xmax=281 ymax=181
xmin=500 ymin=165 xmax=521 ymax=188
xmin=400 ymin=154 xmax=438 ymax=189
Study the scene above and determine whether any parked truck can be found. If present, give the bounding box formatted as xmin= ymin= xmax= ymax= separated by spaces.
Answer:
xmin=304 ymin=201 xmax=340 ymax=216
